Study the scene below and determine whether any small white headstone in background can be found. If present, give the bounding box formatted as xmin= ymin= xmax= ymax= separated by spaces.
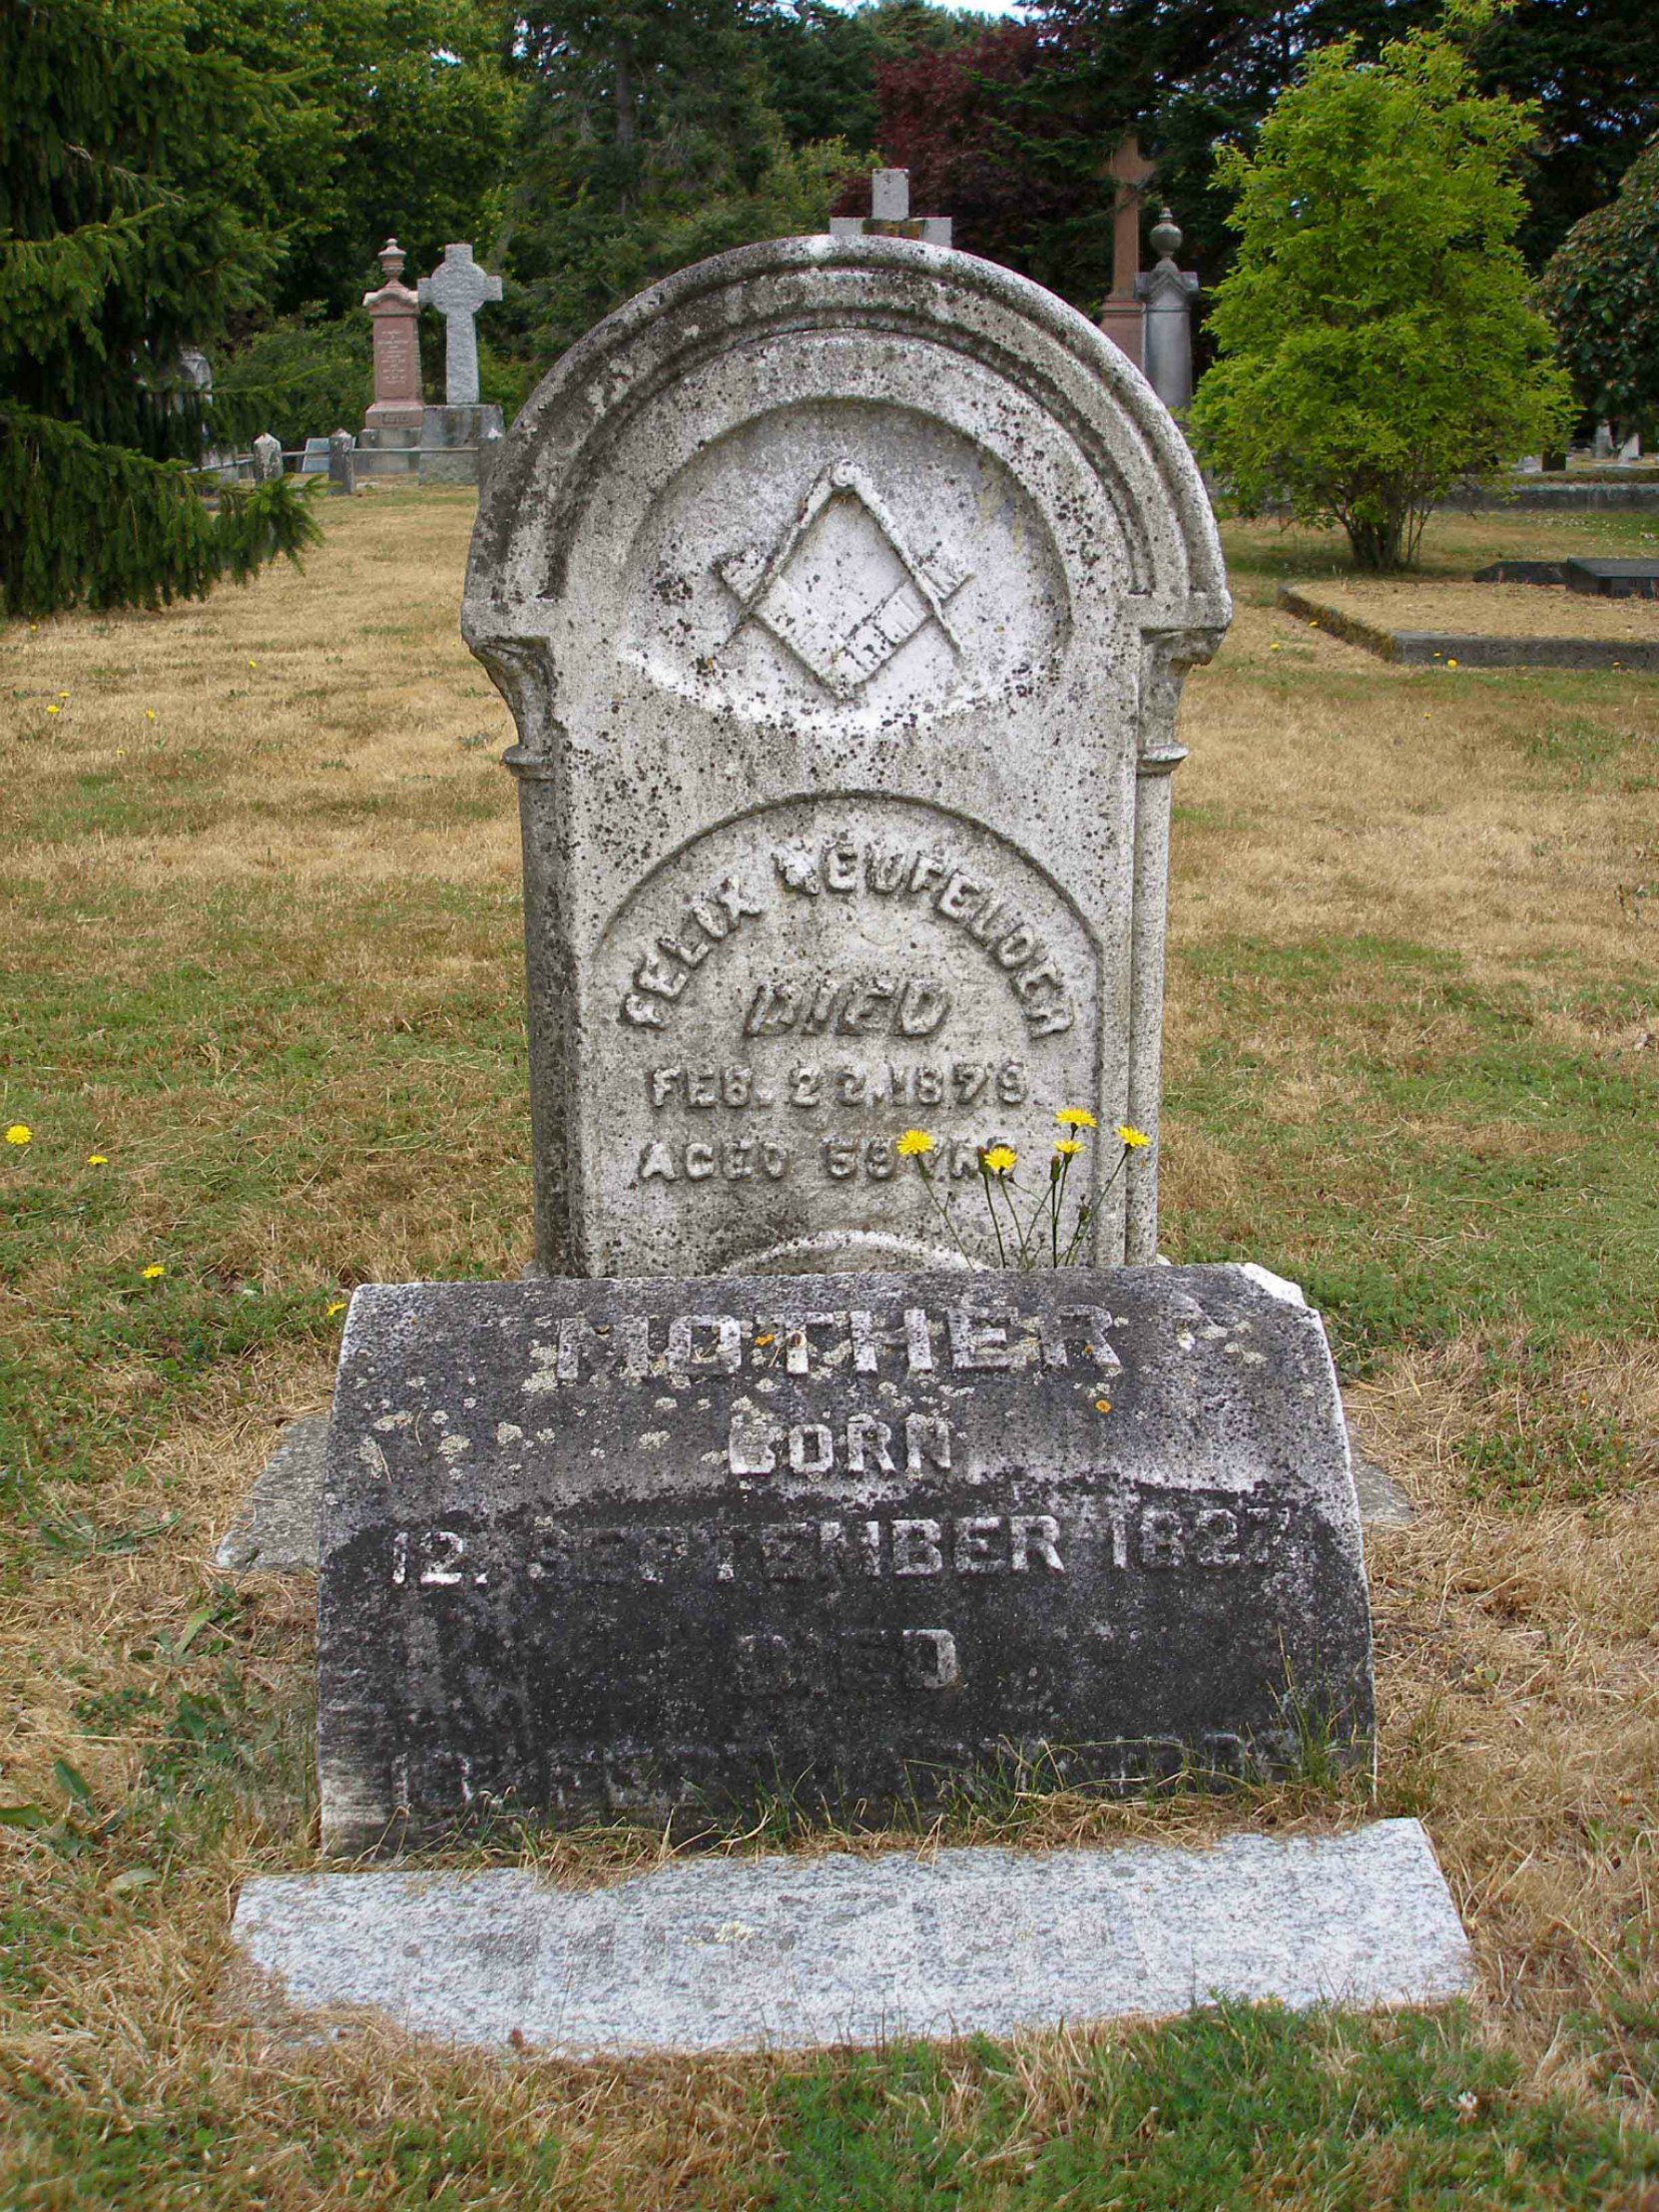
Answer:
xmin=830 ymin=167 xmax=952 ymax=248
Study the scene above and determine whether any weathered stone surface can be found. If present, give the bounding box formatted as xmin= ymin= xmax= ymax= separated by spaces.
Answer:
xmin=217 ymin=1415 xmax=327 ymax=1572
xmin=420 ymin=401 xmax=504 ymax=486
xmin=316 ymin=1263 xmax=1372 ymax=1855
xmin=463 ymin=237 xmax=1230 ymax=1281
xmin=230 ymin=1820 xmax=1465 ymax=2053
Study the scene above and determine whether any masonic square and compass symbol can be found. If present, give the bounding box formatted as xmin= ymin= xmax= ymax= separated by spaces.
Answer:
xmin=716 ymin=461 xmax=972 ymax=700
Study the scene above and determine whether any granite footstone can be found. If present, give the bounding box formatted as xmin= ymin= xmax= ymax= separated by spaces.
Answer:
xmin=317 ymin=1263 xmax=1374 ymax=1854
xmin=228 ymin=1819 xmax=1470 ymax=2053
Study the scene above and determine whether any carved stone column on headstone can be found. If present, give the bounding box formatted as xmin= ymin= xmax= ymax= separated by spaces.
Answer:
xmin=464 ymin=238 xmax=1230 ymax=1282
xmin=362 ymin=239 xmax=424 ymax=434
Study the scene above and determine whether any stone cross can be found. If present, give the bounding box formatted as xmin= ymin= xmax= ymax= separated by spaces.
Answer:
xmin=418 ymin=243 xmax=503 ymax=408
xmin=1099 ymin=135 xmax=1158 ymax=371
xmin=830 ymin=169 xmax=952 ymax=248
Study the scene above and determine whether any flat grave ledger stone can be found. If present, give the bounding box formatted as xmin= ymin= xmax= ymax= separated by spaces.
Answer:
xmin=316 ymin=1263 xmax=1374 ymax=1854
xmin=463 ymin=237 xmax=1230 ymax=1283
xmin=1477 ymin=557 xmax=1659 ymax=599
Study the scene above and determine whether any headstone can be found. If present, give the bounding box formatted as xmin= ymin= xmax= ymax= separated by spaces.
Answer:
xmin=1619 ymin=432 xmax=1642 ymax=463
xmin=251 ymin=430 xmax=283 ymax=483
xmin=327 ymin=428 xmax=356 ymax=498
xmin=830 ymin=169 xmax=952 ymax=248
xmin=316 ymin=1264 xmax=1374 ymax=1853
xmin=362 ymin=239 xmax=424 ymax=436
xmin=463 ymin=237 xmax=1230 ymax=1280
xmin=1593 ymin=420 xmax=1616 ymax=459
xmin=1136 ymin=208 xmax=1200 ymax=413
xmin=418 ymin=243 xmax=503 ymax=408
xmin=1098 ymin=135 xmax=1157 ymax=372
xmin=299 ymin=436 xmax=330 ymax=476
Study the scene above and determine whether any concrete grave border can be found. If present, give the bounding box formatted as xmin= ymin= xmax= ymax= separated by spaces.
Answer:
xmin=1277 ymin=585 xmax=1659 ymax=672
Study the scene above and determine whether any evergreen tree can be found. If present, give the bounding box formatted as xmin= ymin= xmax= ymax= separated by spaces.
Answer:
xmin=504 ymin=0 xmax=849 ymax=357
xmin=1539 ymin=136 xmax=1659 ymax=443
xmin=1 ymin=0 xmax=318 ymax=619
xmin=1188 ymin=9 xmax=1572 ymax=571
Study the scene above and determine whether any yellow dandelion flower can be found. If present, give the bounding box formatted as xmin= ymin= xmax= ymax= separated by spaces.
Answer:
xmin=1446 ymin=658 xmax=1458 ymax=670
xmin=46 ymin=703 xmax=61 ymax=715
xmin=5 ymin=1124 xmax=32 ymax=1147
xmin=1054 ymin=1138 xmax=1082 ymax=1157
xmin=1055 ymin=1107 xmax=1097 ymax=1129
xmin=146 ymin=709 xmax=157 ymax=722
xmin=1117 ymin=1124 xmax=1151 ymax=1149
xmin=326 ymin=1299 xmax=347 ymax=1318
xmin=248 ymin=658 xmax=259 ymax=670
xmin=982 ymin=1144 xmax=1017 ymax=1175
xmin=755 ymin=1332 xmax=776 ymax=1348
xmin=1095 ymin=1397 xmax=1113 ymax=1413
xmin=895 ymin=1129 xmax=934 ymax=1157
xmin=142 ymin=1263 xmax=166 ymax=1280
xmin=87 ymin=1153 xmax=109 ymax=1166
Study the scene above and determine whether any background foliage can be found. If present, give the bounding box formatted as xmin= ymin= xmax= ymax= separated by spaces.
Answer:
xmin=1188 ymin=13 xmax=1573 ymax=571
xmin=0 ymin=0 xmax=317 ymax=617
xmin=1540 ymin=138 xmax=1659 ymax=445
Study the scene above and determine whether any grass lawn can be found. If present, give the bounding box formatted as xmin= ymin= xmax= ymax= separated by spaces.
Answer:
xmin=1 ymin=487 xmax=1656 ymax=2209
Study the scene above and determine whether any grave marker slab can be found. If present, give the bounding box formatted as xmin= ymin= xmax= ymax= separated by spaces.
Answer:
xmin=316 ymin=1263 xmax=1373 ymax=1854
xmin=231 ymin=1823 xmax=1470 ymax=2053
xmin=463 ymin=238 xmax=1230 ymax=1280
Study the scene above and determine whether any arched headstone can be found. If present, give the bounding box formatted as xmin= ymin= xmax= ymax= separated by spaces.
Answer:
xmin=464 ymin=237 xmax=1230 ymax=1281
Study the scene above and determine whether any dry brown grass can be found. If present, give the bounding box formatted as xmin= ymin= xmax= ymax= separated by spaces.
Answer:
xmin=3 ymin=491 xmax=1658 ymax=2204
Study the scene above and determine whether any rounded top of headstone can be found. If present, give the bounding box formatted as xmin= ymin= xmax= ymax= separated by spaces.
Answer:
xmin=1149 ymin=208 xmax=1183 ymax=262
xmin=465 ymin=235 xmax=1227 ymax=670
